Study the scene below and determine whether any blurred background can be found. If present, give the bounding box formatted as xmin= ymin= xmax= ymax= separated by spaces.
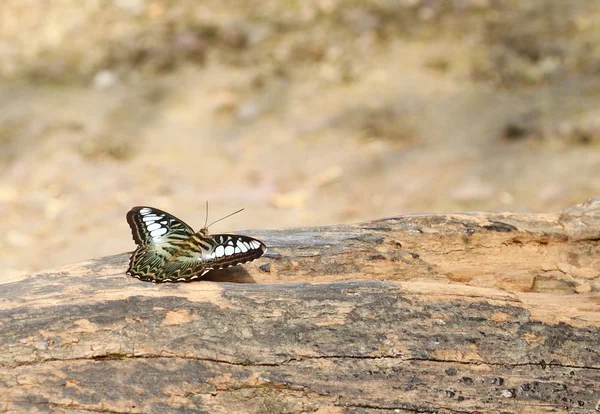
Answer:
xmin=1 ymin=0 xmax=600 ymax=279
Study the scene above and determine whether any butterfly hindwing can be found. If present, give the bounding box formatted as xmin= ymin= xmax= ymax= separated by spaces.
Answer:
xmin=126 ymin=207 xmax=267 ymax=283
xmin=127 ymin=245 xmax=172 ymax=281
xmin=203 ymin=234 xmax=266 ymax=270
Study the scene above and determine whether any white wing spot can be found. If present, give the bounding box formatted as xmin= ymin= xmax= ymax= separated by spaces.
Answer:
xmin=215 ymin=245 xmax=225 ymax=258
xmin=238 ymin=242 xmax=248 ymax=253
xmin=140 ymin=208 xmax=151 ymax=214
xmin=143 ymin=215 xmax=159 ymax=222
xmin=250 ymin=240 xmax=261 ymax=249
xmin=160 ymin=220 xmax=168 ymax=224
xmin=225 ymin=246 xmax=235 ymax=256
xmin=146 ymin=223 xmax=161 ymax=231
xmin=234 ymin=247 xmax=241 ymax=254
xmin=151 ymin=227 xmax=168 ymax=237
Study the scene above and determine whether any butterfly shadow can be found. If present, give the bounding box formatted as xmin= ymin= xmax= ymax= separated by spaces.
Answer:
xmin=201 ymin=267 xmax=257 ymax=284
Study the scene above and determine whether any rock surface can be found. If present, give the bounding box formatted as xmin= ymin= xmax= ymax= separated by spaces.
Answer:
xmin=1 ymin=198 xmax=599 ymax=413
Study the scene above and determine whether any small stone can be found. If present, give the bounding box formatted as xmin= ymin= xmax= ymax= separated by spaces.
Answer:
xmin=237 ymin=102 xmax=261 ymax=121
xmin=501 ymin=388 xmax=516 ymax=398
xmin=461 ymin=377 xmax=474 ymax=385
xmin=520 ymin=383 xmax=531 ymax=391
xmin=33 ymin=340 xmax=49 ymax=350
xmin=575 ymin=283 xmax=592 ymax=294
xmin=489 ymin=377 xmax=505 ymax=385
xmin=93 ymin=70 xmax=118 ymax=89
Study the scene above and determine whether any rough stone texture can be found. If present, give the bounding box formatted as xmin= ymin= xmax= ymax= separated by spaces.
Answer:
xmin=1 ymin=198 xmax=600 ymax=413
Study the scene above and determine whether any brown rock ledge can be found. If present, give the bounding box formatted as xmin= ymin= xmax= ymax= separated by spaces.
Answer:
xmin=1 ymin=197 xmax=599 ymax=413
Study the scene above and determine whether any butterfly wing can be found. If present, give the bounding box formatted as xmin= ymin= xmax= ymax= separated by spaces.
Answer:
xmin=203 ymin=234 xmax=266 ymax=270
xmin=126 ymin=206 xmax=195 ymax=246
xmin=126 ymin=206 xmax=197 ymax=282
xmin=152 ymin=233 xmax=266 ymax=281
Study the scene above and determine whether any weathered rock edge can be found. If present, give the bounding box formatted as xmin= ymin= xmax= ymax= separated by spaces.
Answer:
xmin=1 ymin=197 xmax=599 ymax=413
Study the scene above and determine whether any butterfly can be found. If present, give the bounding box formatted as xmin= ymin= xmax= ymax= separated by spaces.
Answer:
xmin=126 ymin=206 xmax=266 ymax=283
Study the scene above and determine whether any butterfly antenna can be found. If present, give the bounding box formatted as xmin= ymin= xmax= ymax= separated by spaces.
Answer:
xmin=204 ymin=200 xmax=209 ymax=229
xmin=206 ymin=208 xmax=245 ymax=229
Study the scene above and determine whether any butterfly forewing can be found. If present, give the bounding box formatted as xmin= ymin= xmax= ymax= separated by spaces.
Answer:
xmin=126 ymin=206 xmax=266 ymax=283
xmin=127 ymin=206 xmax=195 ymax=246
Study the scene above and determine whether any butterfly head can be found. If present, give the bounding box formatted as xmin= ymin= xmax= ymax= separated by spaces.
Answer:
xmin=197 ymin=227 xmax=210 ymax=237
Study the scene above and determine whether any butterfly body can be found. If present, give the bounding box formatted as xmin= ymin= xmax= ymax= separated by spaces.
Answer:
xmin=126 ymin=206 xmax=266 ymax=283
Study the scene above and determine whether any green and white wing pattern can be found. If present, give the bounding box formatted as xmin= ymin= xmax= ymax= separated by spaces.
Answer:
xmin=126 ymin=206 xmax=196 ymax=282
xmin=127 ymin=206 xmax=195 ymax=246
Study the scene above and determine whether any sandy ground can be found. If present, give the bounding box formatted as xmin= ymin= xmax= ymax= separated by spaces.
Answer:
xmin=1 ymin=0 xmax=600 ymax=281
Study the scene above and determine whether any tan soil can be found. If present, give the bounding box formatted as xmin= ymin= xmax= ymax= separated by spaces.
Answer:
xmin=1 ymin=0 xmax=600 ymax=280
